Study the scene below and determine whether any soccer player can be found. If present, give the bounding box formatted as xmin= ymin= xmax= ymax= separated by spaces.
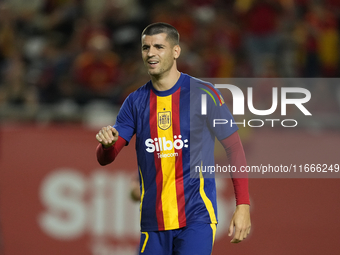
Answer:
xmin=96 ymin=22 xmax=251 ymax=255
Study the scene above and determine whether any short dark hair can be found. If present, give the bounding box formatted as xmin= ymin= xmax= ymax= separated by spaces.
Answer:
xmin=141 ymin=22 xmax=179 ymax=46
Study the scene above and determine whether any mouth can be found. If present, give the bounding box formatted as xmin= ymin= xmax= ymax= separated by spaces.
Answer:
xmin=147 ymin=60 xmax=159 ymax=68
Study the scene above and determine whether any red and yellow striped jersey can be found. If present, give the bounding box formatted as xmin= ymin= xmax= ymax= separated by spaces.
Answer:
xmin=114 ymin=73 xmax=238 ymax=231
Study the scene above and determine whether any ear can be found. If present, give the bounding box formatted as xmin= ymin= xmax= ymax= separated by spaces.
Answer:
xmin=173 ymin=45 xmax=181 ymax=60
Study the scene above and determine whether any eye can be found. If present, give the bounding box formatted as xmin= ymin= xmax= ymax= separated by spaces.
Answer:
xmin=142 ymin=46 xmax=149 ymax=51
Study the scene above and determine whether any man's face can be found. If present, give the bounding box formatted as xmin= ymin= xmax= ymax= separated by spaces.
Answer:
xmin=141 ymin=33 xmax=179 ymax=77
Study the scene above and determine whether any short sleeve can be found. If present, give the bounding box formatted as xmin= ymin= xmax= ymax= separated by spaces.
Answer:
xmin=113 ymin=93 xmax=136 ymax=144
xmin=206 ymin=86 xmax=238 ymax=141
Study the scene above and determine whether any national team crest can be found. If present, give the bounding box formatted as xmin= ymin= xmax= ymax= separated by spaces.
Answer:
xmin=158 ymin=111 xmax=171 ymax=130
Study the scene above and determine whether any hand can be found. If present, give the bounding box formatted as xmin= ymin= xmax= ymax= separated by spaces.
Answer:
xmin=130 ymin=178 xmax=141 ymax=202
xmin=96 ymin=125 xmax=119 ymax=148
xmin=228 ymin=204 xmax=251 ymax=243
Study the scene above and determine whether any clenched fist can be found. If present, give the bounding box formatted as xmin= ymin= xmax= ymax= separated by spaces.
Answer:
xmin=95 ymin=125 xmax=119 ymax=148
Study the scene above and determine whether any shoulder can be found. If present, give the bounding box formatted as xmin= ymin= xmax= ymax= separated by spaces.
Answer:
xmin=187 ymin=76 xmax=226 ymax=107
xmin=181 ymin=73 xmax=215 ymax=90
xmin=182 ymin=74 xmax=218 ymax=97
xmin=192 ymin=77 xmax=215 ymax=91
xmin=123 ymin=81 xmax=150 ymax=106
xmin=124 ymin=81 xmax=152 ymax=103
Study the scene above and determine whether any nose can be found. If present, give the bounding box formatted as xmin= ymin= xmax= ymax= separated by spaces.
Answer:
xmin=147 ymin=46 xmax=156 ymax=57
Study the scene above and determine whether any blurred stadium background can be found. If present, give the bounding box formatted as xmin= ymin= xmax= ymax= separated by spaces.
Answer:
xmin=0 ymin=0 xmax=340 ymax=254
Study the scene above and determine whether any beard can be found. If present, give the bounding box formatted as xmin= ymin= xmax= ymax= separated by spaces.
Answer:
xmin=146 ymin=61 xmax=173 ymax=78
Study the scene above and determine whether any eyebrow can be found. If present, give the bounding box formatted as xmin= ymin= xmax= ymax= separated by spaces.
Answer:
xmin=154 ymin=43 xmax=165 ymax=47
xmin=142 ymin=43 xmax=166 ymax=48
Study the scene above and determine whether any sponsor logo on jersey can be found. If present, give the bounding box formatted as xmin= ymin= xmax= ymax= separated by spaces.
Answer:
xmin=145 ymin=135 xmax=188 ymax=153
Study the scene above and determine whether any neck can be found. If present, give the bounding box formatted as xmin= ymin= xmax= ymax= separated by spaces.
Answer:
xmin=150 ymin=68 xmax=181 ymax=91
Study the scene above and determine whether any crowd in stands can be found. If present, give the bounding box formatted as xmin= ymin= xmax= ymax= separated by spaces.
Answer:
xmin=0 ymin=0 xmax=339 ymax=122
